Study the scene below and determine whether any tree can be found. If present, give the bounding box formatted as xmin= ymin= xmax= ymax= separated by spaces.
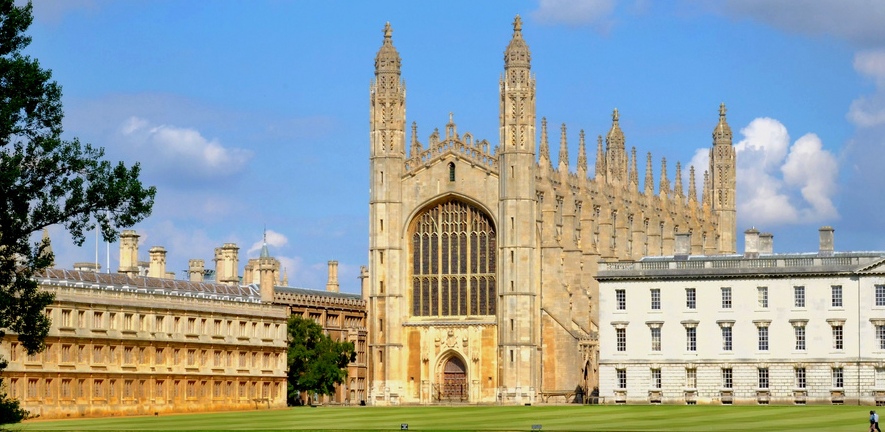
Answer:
xmin=0 ymin=0 xmax=155 ymax=423
xmin=286 ymin=316 xmax=355 ymax=405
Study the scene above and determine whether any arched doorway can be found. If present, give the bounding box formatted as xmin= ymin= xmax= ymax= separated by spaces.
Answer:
xmin=440 ymin=356 xmax=467 ymax=402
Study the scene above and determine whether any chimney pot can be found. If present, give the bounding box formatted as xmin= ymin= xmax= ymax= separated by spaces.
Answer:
xmin=744 ymin=228 xmax=760 ymax=258
xmin=759 ymin=233 xmax=774 ymax=255
xmin=819 ymin=226 xmax=835 ymax=256
xmin=326 ymin=260 xmax=340 ymax=293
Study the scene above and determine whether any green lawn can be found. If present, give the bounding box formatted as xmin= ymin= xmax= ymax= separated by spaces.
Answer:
xmin=13 ymin=404 xmax=875 ymax=431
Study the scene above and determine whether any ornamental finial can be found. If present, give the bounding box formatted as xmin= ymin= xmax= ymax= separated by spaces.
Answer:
xmin=513 ymin=15 xmax=522 ymax=34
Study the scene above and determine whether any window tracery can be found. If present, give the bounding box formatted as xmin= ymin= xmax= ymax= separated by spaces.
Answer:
xmin=411 ymin=200 xmax=496 ymax=316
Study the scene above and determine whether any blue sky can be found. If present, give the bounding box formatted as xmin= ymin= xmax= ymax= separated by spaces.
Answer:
xmin=23 ymin=0 xmax=885 ymax=293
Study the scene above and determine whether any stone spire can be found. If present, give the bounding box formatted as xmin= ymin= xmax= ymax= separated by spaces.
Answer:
xmin=577 ymin=129 xmax=588 ymax=175
xmin=606 ymin=108 xmax=626 ymax=183
xmin=410 ymin=121 xmax=422 ymax=158
xmin=258 ymin=231 xmax=277 ymax=303
xmin=674 ymin=162 xmax=684 ymax=199
xmin=710 ymin=102 xmax=737 ymax=253
xmin=375 ymin=22 xmax=401 ymax=76
xmin=445 ymin=112 xmax=458 ymax=140
xmin=629 ymin=147 xmax=639 ymax=191
xmin=702 ymin=169 xmax=711 ymax=214
xmin=371 ymin=21 xmax=406 ymax=157
xmin=40 ymin=228 xmax=54 ymax=268
xmin=713 ymin=102 xmax=732 ymax=146
xmin=659 ymin=157 xmax=670 ymax=197
xmin=688 ymin=165 xmax=698 ymax=205
xmin=595 ymin=135 xmax=605 ymax=182
xmin=644 ymin=152 xmax=654 ymax=195
xmin=539 ymin=117 xmax=551 ymax=167
xmin=558 ymin=123 xmax=569 ymax=171
xmin=259 ymin=230 xmax=270 ymax=258
xmin=499 ymin=14 xmax=535 ymax=152
xmin=504 ymin=15 xmax=530 ymax=70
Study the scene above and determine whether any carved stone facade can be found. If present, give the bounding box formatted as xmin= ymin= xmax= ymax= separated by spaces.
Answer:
xmin=274 ymin=281 xmax=368 ymax=405
xmin=1 ymin=233 xmax=368 ymax=418
xmin=366 ymin=16 xmax=736 ymax=405
xmin=0 ymin=270 xmax=289 ymax=419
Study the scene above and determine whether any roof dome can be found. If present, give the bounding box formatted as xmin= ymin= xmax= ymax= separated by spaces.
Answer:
xmin=375 ymin=22 xmax=401 ymax=75
xmin=504 ymin=15 xmax=531 ymax=69
xmin=606 ymin=108 xmax=624 ymax=145
xmin=713 ymin=103 xmax=732 ymax=143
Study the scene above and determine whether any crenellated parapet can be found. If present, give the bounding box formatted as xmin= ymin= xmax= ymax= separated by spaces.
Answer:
xmin=533 ymin=104 xmax=732 ymax=260
xmin=404 ymin=114 xmax=497 ymax=174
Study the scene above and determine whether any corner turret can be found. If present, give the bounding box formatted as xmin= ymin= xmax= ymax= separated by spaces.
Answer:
xmin=710 ymin=103 xmax=737 ymax=253
xmin=257 ymin=233 xmax=278 ymax=303
xmin=605 ymin=109 xmax=627 ymax=184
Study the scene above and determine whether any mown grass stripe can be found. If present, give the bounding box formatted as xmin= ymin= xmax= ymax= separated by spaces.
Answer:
xmin=17 ymin=405 xmax=872 ymax=431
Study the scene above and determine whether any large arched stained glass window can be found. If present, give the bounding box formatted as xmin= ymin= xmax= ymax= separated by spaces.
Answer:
xmin=411 ymin=199 xmax=496 ymax=316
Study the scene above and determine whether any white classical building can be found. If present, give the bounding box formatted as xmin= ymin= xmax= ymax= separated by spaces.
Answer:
xmin=597 ymin=227 xmax=885 ymax=405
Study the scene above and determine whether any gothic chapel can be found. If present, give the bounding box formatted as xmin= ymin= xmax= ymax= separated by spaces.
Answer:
xmin=366 ymin=16 xmax=737 ymax=405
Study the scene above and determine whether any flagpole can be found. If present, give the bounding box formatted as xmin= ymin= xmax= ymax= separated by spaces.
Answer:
xmin=95 ymin=226 xmax=99 ymax=271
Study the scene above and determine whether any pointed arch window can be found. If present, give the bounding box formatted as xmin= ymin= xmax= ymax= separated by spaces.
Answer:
xmin=448 ymin=162 xmax=456 ymax=182
xmin=411 ymin=199 xmax=496 ymax=316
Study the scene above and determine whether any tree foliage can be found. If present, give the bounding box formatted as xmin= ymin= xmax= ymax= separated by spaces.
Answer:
xmin=286 ymin=316 xmax=355 ymax=405
xmin=0 ymin=0 xmax=155 ymax=423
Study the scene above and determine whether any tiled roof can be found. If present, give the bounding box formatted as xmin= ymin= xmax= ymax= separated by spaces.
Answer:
xmin=39 ymin=269 xmax=261 ymax=303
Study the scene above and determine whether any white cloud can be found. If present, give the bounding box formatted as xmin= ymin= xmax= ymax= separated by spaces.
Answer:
xmin=247 ymin=230 xmax=289 ymax=257
xmin=17 ymin=0 xmax=103 ymax=24
xmin=731 ymin=118 xmax=838 ymax=226
xmin=841 ymin=51 xmax=885 ymax=244
xmin=686 ymin=147 xmax=710 ymax=200
xmin=848 ymin=94 xmax=885 ymax=127
xmin=781 ymin=133 xmax=838 ymax=221
xmin=721 ymin=0 xmax=885 ymax=46
xmin=276 ymin=256 xmax=298 ymax=281
xmin=531 ymin=0 xmax=616 ymax=28
xmin=733 ymin=117 xmax=789 ymax=170
xmin=854 ymin=50 xmax=885 ymax=84
xmin=119 ymin=116 xmax=253 ymax=182
xmin=848 ymin=50 xmax=885 ymax=127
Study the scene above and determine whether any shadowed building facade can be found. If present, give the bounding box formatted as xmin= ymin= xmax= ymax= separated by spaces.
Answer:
xmin=0 ymin=231 xmax=367 ymax=417
xmin=366 ymin=16 xmax=737 ymax=405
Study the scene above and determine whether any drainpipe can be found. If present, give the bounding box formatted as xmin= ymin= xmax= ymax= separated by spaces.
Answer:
xmin=858 ymin=275 xmax=862 ymax=406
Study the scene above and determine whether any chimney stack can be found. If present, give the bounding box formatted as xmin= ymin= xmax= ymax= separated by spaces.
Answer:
xmin=74 ymin=262 xmax=101 ymax=273
xmin=243 ymin=259 xmax=257 ymax=285
xmin=360 ymin=266 xmax=369 ymax=300
xmin=744 ymin=228 xmax=760 ymax=258
xmin=819 ymin=226 xmax=835 ymax=256
xmin=326 ymin=260 xmax=340 ymax=293
xmin=148 ymin=246 xmax=167 ymax=278
xmin=188 ymin=259 xmax=205 ymax=282
xmin=214 ymin=243 xmax=240 ymax=285
xmin=258 ymin=243 xmax=277 ymax=303
xmin=118 ymin=230 xmax=140 ymax=277
xmin=759 ymin=233 xmax=773 ymax=255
